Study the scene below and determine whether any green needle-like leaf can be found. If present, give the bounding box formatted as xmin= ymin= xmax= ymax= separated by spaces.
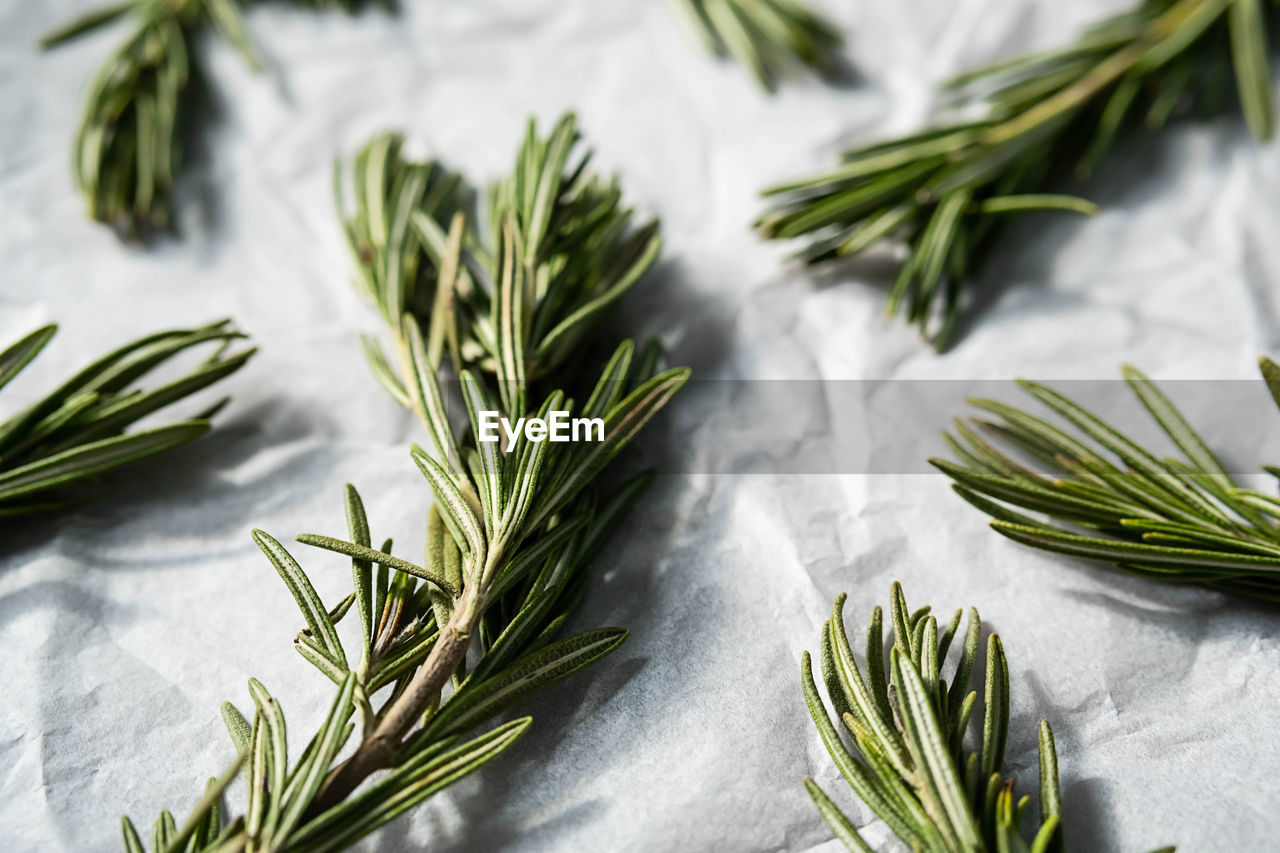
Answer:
xmin=1259 ymin=356 xmax=1280 ymax=409
xmin=221 ymin=702 xmax=252 ymax=759
xmin=204 ymin=0 xmax=264 ymax=72
xmin=410 ymin=445 xmax=487 ymax=562
xmin=254 ymin=531 xmax=348 ymax=670
xmin=803 ymin=778 xmax=876 ymax=853
xmin=1229 ymin=0 xmax=1275 ymax=140
xmin=295 ymin=533 xmax=460 ymax=598
xmin=530 ymin=365 xmax=690 ymax=528
xmin=0 ymin=325 xmax=56 ymax=392
xmin=1038 ymin=722 xmax=1061 ymax=832
xmin=39 ymin=1 xmax=136 ymax=49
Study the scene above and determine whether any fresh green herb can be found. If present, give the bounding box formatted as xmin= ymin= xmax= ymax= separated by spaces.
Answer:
xmin=933 ymin=358 xmax=1280 ymax=602
xmin=758 ymin=0 xmax=1275 ymax=349
xmin=803 ymin=583 xmax=1174 ymax=852
xmin=0 ymin=320 xmax=252 ymax=517
xmin=40 ymin=0 xmax=362 ymax=237
xmin=675 ymin=0 xmax=844 ymax=91
xmin=336 ymin=111 xmax=664 ymax=416
xmin=118 ymin=118 xmax=688 ymax=850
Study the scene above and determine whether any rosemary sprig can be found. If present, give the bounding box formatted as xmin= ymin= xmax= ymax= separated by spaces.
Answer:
xmin=758 ymin=0 xmax=1276 ymax=349
xmin=317 ymin=110 xmax=688 ymax=810
xmin=0 ymin=319 xmax=252 ymax=517
xmin=119 ymin=314 xmax=686 ymax=853
xmin=42 ymin=0 xmax=253 ymax=235
xmin=675 ymin=0 xmax=844 ymax=91
xmin=933 ymin=358 xmax=1280 ymax=602
xmin=802 ymin=584 xmax=1071 ymax=852
xmin=41 ymin=0 xmax=357 ymax=236
xmin=803 ymin=584 xmax=1175 ymax=852
xmin=119 ymin=120 xmax=688 ymax=850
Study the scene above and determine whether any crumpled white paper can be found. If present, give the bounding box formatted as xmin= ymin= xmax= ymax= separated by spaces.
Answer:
xmin=4 ymin=0 xmax=1280 ymax=850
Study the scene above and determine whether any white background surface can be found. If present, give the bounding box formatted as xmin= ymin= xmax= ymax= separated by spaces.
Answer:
xmin=4 ymin=0 xmax=1280 ymax=850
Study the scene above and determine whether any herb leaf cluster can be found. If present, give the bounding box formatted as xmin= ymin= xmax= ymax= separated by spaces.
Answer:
xmin=0 ymin=320 xmax=252 ymax=517
xmin=40 ymin=0 xmax=363 ymax=236
xmin=803 ymin=584 xmax=1176 ymax=852
xmin=935 ymin=358 xmax=1280 ymax=602
xmin=336 ymin=111 xmax=665 ymax=415
xmin=758 ymin=0 xmax=1276 ymax=348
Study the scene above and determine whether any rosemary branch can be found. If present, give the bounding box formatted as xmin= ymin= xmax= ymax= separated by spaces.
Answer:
xmin=758 ymin=0 xmax=1276 ymax=349
xmin=118 ymin=117 xmax=688 ymax=851
xmin=318 ymin=110 xmax=687 ymax=809
xmin=934 ymin=358 xmax=1280 ymax=602
xmin=40 ymin=0 xmax=361 ymax=237
xmin=803 ymin=584 xmax=1175 ymax=852
xmin=0 ymin=319 xmax=252 ymax=518
xmin=674 ymin=0 xmax=844 ymax=90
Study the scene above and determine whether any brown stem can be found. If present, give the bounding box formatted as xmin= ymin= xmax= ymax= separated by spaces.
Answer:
xmin=305 ymin=587 xmax=482 ymax=817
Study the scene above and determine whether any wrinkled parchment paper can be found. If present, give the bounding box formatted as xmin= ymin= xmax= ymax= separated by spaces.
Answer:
xmin=4 ymin=1 xmax=1280 ymax=850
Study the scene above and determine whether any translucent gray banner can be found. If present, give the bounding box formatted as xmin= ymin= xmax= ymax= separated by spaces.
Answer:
xmin=611 ymin=378 xmax=1280 ymax=475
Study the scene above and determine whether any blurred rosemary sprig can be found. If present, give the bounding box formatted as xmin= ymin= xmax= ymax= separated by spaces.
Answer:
xmin=758 ymin=0 xmax=1276 ymax=349
xmin=41 ymin=0 xmax=360 ymax=237
xmin=933 ymin=358 xmax=1280 ymax=602
xmin=803 ymin=584 xmax=1175 ymax=852
xmin=119 ymin=118 xmax=688 ymax=850
xmin=42 ymin=0 xmax=257 ymax=235
xmin=675 ymin=0 xmax=844 ymax=91
xmin=0 ymin=319 xmax=252 ymax=517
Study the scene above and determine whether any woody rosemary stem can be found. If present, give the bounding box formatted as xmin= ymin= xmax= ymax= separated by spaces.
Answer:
xmin=309 ymin=582 xmax=485 ymax=816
